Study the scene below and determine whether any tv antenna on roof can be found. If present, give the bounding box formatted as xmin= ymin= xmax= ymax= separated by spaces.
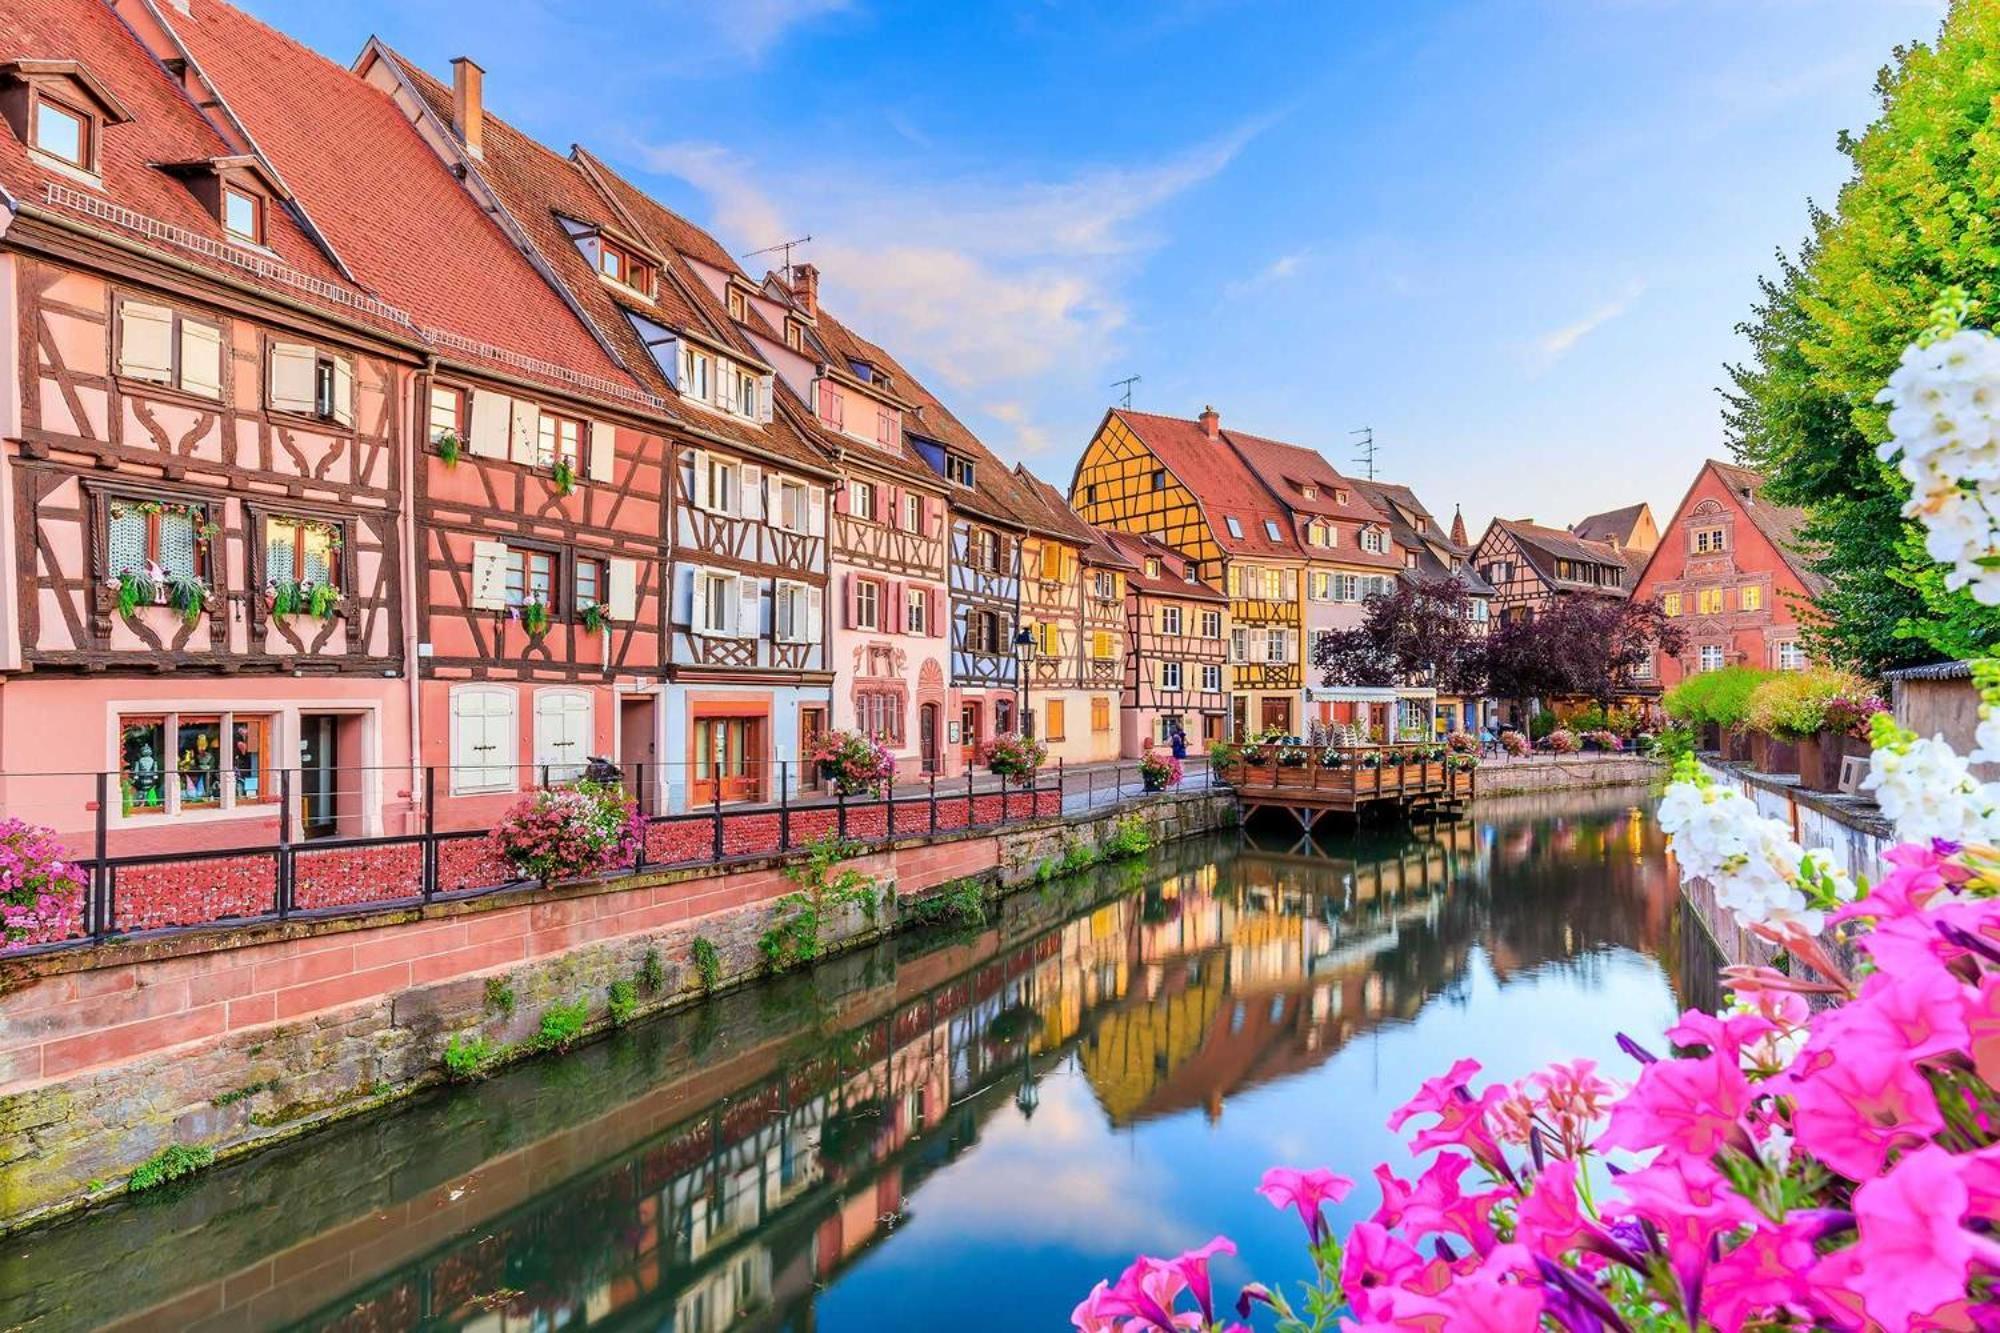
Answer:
xmin=1351 ymin=426 xmax=1378 ymax=480
xmin=741 ymin=235 xmax=813 ymax=279
xmin=1111 ymin=375 xmax=1141 ymax=409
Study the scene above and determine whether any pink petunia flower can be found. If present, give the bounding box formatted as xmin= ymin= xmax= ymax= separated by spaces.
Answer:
xmin=1256 ymin=1166 xmax=1355 ymax=1245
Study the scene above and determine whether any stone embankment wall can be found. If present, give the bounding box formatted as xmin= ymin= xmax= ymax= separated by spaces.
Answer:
xmin=1474 ymin=755 xmax=1664 ymax=799
xmin=0 ymin=789 xmax=1234 ymax=1232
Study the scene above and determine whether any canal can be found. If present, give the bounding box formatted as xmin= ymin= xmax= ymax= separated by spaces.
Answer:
xmin=0 ymin=783 xmax=1710 ymax=1332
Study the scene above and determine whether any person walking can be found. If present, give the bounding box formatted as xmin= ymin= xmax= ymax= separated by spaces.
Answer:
xmin=1169 ymin=724 xmax=1188 ymax=761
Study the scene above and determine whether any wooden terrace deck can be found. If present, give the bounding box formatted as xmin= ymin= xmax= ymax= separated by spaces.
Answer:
xmin=1222 ymin=749 xmax=1475 ymax=832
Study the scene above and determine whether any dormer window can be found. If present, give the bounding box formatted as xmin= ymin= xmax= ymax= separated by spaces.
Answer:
xmin=1360 ymin=527 xmax=1387 ymax=554
xmin=590 ymin=233 xmax=656 ymax=296
xmin=945 ymin=453 xmax=975 ymax=488
xmin=1335 ymin=489 xmax=1350 ymax=506
xmin=727 ymin=289 xmax=747 ymax=321
xmin=3 ymin=61 xmax=134 ymax=180
xmin=33 ymin=94 xmax=87 ymax=168
xmin=1301 ymin=483 xmax=1319 ymax=501
xmin=785 ymin=320 xmax=804 ymax=351
xmin=1224 ymin=516 xmax=1244 ymax=539
xmin=1145 ymin=557 xmax=1162 ymax=578
xmin=222 ymin=185 xmax=263 ymax=244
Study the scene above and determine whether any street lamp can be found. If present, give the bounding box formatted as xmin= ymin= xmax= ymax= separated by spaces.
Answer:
xmin=1013 ymin=624 xmax=1036 ymax=738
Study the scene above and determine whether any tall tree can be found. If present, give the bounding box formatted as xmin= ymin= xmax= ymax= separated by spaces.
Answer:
xmin=1724 ymin=0 xmax=2000 ymax=669
xmin=1312 ymin=579 xmax=1486 ymax=695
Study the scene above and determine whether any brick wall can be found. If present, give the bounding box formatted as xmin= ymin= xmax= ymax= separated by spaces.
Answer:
xmin=0 ymin=790 xmax=1235 ymax=1231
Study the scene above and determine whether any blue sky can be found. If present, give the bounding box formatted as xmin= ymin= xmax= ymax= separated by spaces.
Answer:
xmin=251 ymin=0 xmax=1946 ymax=536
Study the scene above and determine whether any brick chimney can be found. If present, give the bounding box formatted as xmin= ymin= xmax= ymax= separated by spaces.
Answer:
xmin=1198 ymin=404 xmax=1219 ymax=439
xmin=451 ymin=57 xmax=484 ymax=159
xmin=790 ymin=262 xmax=819 ymax=320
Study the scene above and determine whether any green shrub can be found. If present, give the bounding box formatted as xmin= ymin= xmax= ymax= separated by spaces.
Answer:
xmin=760 ymin=834 xmax=878 ymax=972
xmin=1100 ymin=813 xmax=1153 ymax=860
xmin=906 ymin=877 xmax=987 ymax=926
xmin=607 ymin=978 xmax=637 ymax=1026
xmin=1057 ymin=841 xmax=1100 ymax=875
xmin=534 ymin=999 xmax=590 ymax=1052
xmin=1742 ymin=667 xmax=1874 ymax=740
xmin=1661 ymin=666 xmax=1774 ymax=729
xmin=443 ymin=1032 xmax=492 ymax=1080
xmin=1650 ymin=723 xmax=1696 ymax=763
xmin=483 ymin=976 xmax=516 ymax=1017
xmin=640 ymin=947 xmax=667 ymax=994
xmin=129 ymin=1143 xmax=213 ymax=1193
xmin=690 ymin=937 xmax=721 ymax=992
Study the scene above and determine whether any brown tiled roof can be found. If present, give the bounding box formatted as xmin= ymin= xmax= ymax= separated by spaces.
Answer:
xmin=1222 ymin=429 xmax=1406 ymax=571
xmin=1016 ymin=467 xmax=1134 ymax=567
xmin=1097 ymin=530 xmax=1227 ymax=600
xmin=1493 ymin=519 xmax=1635 ymax=596
xmin=1353 ymin=479 xmax=1495 ymax=596
xmin=163 ymin=5 xmax=638 ymax=403
xmin=1109 ymin=409 xmax=1302 ymax=560
xmin=1572 ymin=502 xmax=1651 ymax=547
xmin=1705 ymin=461 xmax=1827 ymax=595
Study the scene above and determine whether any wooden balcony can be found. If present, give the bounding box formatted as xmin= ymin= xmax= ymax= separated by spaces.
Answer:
xmin=1221 ymin=749 xmax=1474 ymax=832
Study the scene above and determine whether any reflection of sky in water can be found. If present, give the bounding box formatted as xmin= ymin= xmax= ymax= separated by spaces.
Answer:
xmin=818 ymin=857 xmax=1681 ymax=1331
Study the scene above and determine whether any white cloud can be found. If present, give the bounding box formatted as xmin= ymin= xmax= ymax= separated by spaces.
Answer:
xmin=1224 ymin=249 xmax=1310 ymax=299
xmin=1526 ymin=282 xmax=1646 ymax=371
xmin=637 ymin=119 xmax=1264 ymax=400
xmin=696 ymin=0 xmax=851 ymax=61
xmin=984 ymin=400 xmax=1054 ymax=455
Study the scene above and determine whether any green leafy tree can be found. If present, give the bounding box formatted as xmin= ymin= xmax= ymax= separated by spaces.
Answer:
xmin=1725 ymin=0 xmax=2000 ymax=668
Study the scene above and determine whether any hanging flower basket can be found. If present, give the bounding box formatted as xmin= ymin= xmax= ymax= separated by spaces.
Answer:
xmin=1138 ymin=748 xmax=1182 ymax=791
xmin=983 ymin=733 xmax=1046 ymax=779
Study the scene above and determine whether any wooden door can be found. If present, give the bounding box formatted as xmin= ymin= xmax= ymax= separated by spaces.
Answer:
xmin=1260 ymin=697 xmax=1293 ymax=735
xmin=920 ymin=703 xmax=940 ymax=774
xmin=960 ymin=701 xmax=982 ymax=767
xmin=693 ymin=715 xmax=765 ymax=805
xmin=619 ymin=696 xmax=656 ymax=813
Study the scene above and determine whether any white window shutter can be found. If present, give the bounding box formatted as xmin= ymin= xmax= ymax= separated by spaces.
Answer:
xmin=588 ymin=420 xmax=617 ymax=483
xmin=451 ymin=687 xmax=516 ymax=795
xmin=606 ymin=558 xmax=637 ymax=621
xmin=757 ymin=376 xmax=773 ymax=423
xmin=509 ymin=399 xmax=540 ymax=465
xmin=268 ymin=340 xmax=317 ymax=412
xmin=807 ymin=584 xmax=824 ymax=643
xmin=691 ymin=568 xmax=712 ymax=636
xmin=807 ymin=485 xmax=826 ymax=538
xmin=178 ymin=319 xmax=223 ymax=399
xmin=469 ymin=539 xmax=509 ymax=611
xmin=534 ymin=690 xmax=592 ymax=780
xmin=741 ymin=464 xmax=765 ymax=521
xmin=469 ymin=390 xmax=510 ymax=458
xmin=736 ymin=575 xmax=761 ymax=638
xmin=330 ymin=356 xmax=355 ymax=428
xmin=690 ymin=449 xmax=711 ymax=510
xmin=117 ymin=302 xmax=176 ymax=385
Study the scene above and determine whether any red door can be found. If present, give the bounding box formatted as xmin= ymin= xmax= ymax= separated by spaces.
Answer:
xmin=692 ymin=715 xmax=765 ymax=805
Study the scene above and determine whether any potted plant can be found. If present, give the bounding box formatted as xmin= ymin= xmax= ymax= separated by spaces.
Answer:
xmin=1500 ymin=730 xmax=1532 ymax=757
xmin=1275 ymin=742 xmax=1307 ymax=768
xmin=1662 ymin=666 xmax=1773 ymax=759
xmin=1138 ymin=747 xmax=1182 ymax=792
xmin=805 ymin=728 xmax=896 ymax=796
xmin=1542 ymin=728 xmax=1580 ymax=755
xmin=1745 ymin=668 xmax=1878 ymax=792
xmin=0 ymin=816 xmax=86 ymax=948
xmin=578 ymin=602 xmax=611 ymax=635
xmin=513 ymin=595 xmax=551 ymax=637
xmin=491 ymin=780 xmax=642 ymax=886
xmin=552 ymin=456 xmax=578 ymax=497
xmin=1316 ymin=746 xmax=1346 ymax=770
xmin=435 ymin=428 xmax=463 ymax=467
xmin=1446 ymin=731 xmax=1479 ymax=756
xmin=983 ymin=732 xmax=1046 ymax=779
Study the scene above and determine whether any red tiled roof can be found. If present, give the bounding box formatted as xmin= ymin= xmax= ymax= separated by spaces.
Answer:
xmin=1108 ymin=409 xmax=1302 ymax=560
xmin=1492 ymin=518 xmax=1636 ymax=596
xmin=164 ymin=4 xmax=635 ymax=402
xmin=1097 ymin=529 xmax=1227 ymax=600
xmin=1016 ymin=467 xmax=1135 ymax=567
xmin=1703 ymin=461 xmax=1826 ymax=595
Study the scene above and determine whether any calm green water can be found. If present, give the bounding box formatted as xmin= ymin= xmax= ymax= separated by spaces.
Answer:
xmin=0 ymin=785 xmax=1708 ymax=1333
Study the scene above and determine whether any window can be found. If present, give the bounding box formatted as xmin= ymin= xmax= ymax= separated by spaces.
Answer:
xmin=785 ymin=321 xmax=804 ymax=351
xmin=264 ymin=515 xmax=339 ymax=589
xmin=1184 ymin=566 xmax=1198 ymax=583
xmin=1091 ymin=630 xmax=1116 ymax=659
xmin=268 ymin=343 xmax=354 ymax=425
xmin=1739 ymin=585 xmax=1762 ymax=612
xmin=697 ymin=570 xmax=734 ymax=635
xmin=1229 ymin=627 xmax=1248 ymax=662
xmin=995 ymin=699 xmax=1014 ymax=734
xmin=1151 ymin=469 xmax=1166 ymax=491
xmin=704 ymin=455 xmax=737 ymax=513
xmin=855 ymin=578 xmax=881 ymax=630
xmin=107 ymin=497 xmax=207 ymax=582
xmin=1309 ymin=571 xmax=1331 ymax=601
xmin=1161 ymin=661 xmax=1183 ymax=691
xmin=1631 ymin=656 xmax=1653 ymax=680
xmin=1040 ymin=543 xmax=1064 ymax=581
xmin=222 ymin=186 xmax=262 ymax=244
xmin=428 ymin=384 xmax=467 ymax=445
xmin=1405 ymin=550 xmax=1418 ymax=569
xmin=450 ymin=688 xmax=517 ymax=795
xmin=1266 ymin=629 xmax=1289 ymax=663
xmin=506 ymin=546 xmax=556 ymax=611
xmin=1302 ymin=484 xmax=1319 ymax=501
xmin=857 ymin=690 xmax=903 ymax=743
xmin=1694 ymin=527 xmax=1727 ymax=553
xmin=777 ymin=478 xmax=811 ymax=533
xmin=849 ymin=479 xmax=877 ymax=521
xmin=118 ymin=710 xmax=280 ymax=818
xmin=115 ymin=301 xmax=223 ymax=400
xmin=1470 ymin=598 xmax=1490 ymax=623
xmin=1045 ymin=699 xmax=1066 ymax=741
xmin=1160 ymin=606 xmax=1183 ymax=635
xmin=1663 ymin=592 xmax=1682 ymax=617
xmin=906 ymin=585 xmax=928 ymax=635
xmin=877 ymin=409 xmax=896 ymax=446
xmin=1036 ymin=620 xmax=1060 ymax=657
xmin=1201 ymin=664 xmax=1222 ymax=692
xmin=1200 ymin=609 xmax=1222 ymax=638
xmin=1697 ymin=587 xmax=1724 ymax=615
xmin=597 ymin=238 xmax=655 ymax=295
xmin=1335 ymin=489 xmax=1349 ymax=506
xmin=1092 ymin=697 xmax=1111 ymax=734
xmin=903 ymin=492 xmax=922 ymax=531
xmin=1699 ymin=644 xmax=1726 ymax=672
xmin=971 ymin=609 xmax=1003 ymax=654
xmin=1264 ymin=568 xmax=1284 ymax=600
xmin=1777 ymin=641 xmax=1808 ymax=671
xmin=536 ymin=411 xmax=583 ymax=471
xmin=775 ymin=581 xmax=812 ymax=642
xmin=974 ymin=528 xmax=999 ymax=573
xmin=1225 ymin=517 xmax=1244 ymax=539
xmin=681 ymin=347 xmax=713 ymax=401
xmin=1146 ymin=557 xmax=1162 ymax=578
xmin=945 ymin=453 xmax=976 ymax=488
xmin=1264 ymin=519 xmax=1283 ymax=541
xmin=1307 ymin=521 xmax=1334 ymax=548
xmin=31 ymin=94 xmax=89 ymax=170
xmin=1093 ymin=570 xmax=1115 ymax=599
xmin=727 ymin=288 xmax=746 ymax=320
xmin=574 ymin=556 xmax=606 ymax=612
xmin=1361 ymin=527 xmax=1387 ymax=554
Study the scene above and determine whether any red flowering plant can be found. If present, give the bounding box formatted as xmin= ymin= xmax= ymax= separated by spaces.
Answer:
xmin=1138 ymin=746 xmax=1183 ymax=792
xmin=983 ymin=732 xmax=1047 ymax=779
xmin=1446 ymin=731 xmax=1480 ymax=755
xmin=1541 ymin=727 xmax=1581 ymax=755
xmin=491 ymin=780 xmax=642 ymax=885
xmin=1500 ymin=730 xmax=1532 ymax=757
xmin=1073 ymin=733 xmax=2000 ymax=1332
xmin=1821 ymin=691 xmax=1889 ymax=740
xmin=0 ymin=817 xmax=85 ymax=950
xmin=803 ymin=728 xmax=895 ymax=796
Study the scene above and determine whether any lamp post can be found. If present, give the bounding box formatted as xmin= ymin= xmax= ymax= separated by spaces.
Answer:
xmin=1013 ymin=624 xmax=1036 ymax=738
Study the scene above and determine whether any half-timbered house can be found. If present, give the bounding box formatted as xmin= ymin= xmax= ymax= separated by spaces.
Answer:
xmin=373 ymin=53 xmax=841 ymax=811
xmin=1471 ymin=517 xmax=1643 ymax=625
xmin=1016 ymin=468 xmax=1129 ymax=764
xmin=1070 ymin=407 xmax=1305 ymax=739
xmin=0 ymin=0 xmax=426 ymax=851
xmin=1098 ymin=530 xmax=1229 ymax=755
xmin=1352 ymin=479 xmax=1495 ymax=733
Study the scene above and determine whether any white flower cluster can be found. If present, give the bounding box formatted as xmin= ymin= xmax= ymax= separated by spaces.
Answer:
xmin=1658 ymin=779 xmax=1855 ymax=934
xmin=1876 ymin=328 xmax=2000 ymax=605
xmin=1862 ymin=732 xmax=2000 ymax=845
